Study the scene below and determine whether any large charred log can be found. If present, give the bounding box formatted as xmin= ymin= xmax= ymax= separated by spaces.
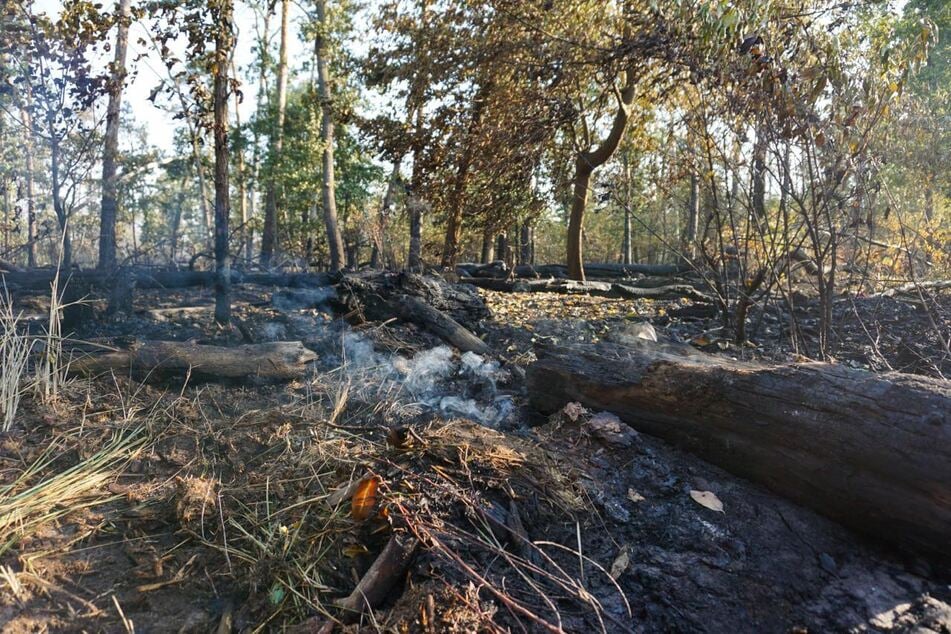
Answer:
xmin=527 ymin=340 xmax=951 ymax=562
xmin=1 ymin=267 xmax=333 ymax=292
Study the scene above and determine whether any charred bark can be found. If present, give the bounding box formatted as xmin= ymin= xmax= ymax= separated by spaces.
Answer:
xmin=527 ymin=340 xmax=951 ymax=561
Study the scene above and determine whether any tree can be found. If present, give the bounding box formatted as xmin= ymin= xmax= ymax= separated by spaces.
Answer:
xmin=260 ymin=0 xmax=289 ymax=267
xmin=313 ymin=0 xmax=345 ymax=272
xmin=98 ymin=0 xmax=133 ymax=272
xmin=1 ymin=0 xmax=109 ymax=269
xmin=211 ymin=0 xmax=234 ymax=324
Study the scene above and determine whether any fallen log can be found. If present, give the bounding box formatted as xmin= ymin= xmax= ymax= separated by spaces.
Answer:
xmin=336 ymin=272 xmax=491 ymax=353
xmin=394 ymin=295 xmax=490 ymax=354
xmin=71 ymin=340 xmax=317 ymax=381
xmin=336 ymin=534 xmax=418 ymax=617
xmin=466 ymin=277 xmax=713 ymax=303
xmin=457 ymin=262 xmax=692 ymax=280
xmin=527 ymin=340 xmax=951 ymax=561
xmin=0 ymin=267 xmax=333 ymax=292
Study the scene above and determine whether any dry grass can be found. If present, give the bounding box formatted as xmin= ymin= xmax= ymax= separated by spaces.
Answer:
xmin=33 ymin=264 xmax=70 ymax=403
xmin=0 ymin=425 xmax=147 ymax=556
xmin=0 ymin=286 xmax=33 ymax=432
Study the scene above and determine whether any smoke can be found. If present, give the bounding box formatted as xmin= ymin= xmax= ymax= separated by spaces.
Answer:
xmin=271 ymin=287 xmax=514 ymax=428
xmin=335 ymin=335 xmax=513 ymax=427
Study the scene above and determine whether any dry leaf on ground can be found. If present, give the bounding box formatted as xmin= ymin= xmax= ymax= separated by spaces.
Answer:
xmin=689 ymin=490 xmax=724 ymax=513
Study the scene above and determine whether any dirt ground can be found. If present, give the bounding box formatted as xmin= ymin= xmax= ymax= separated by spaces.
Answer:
xmin=1 ymin=280 xmax=949 ymax=633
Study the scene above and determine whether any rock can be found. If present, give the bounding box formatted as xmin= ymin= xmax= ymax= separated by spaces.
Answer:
xmin=605 ymin=321 xmax=658 ymax=346
xmin=819 ymin=552 xmax=838 ymax=575
xmin=587 ymin=411 xmax=639 ymax=448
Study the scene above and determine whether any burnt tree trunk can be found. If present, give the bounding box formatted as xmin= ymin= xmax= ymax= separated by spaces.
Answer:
xmin=72 ymin=341 xmax=316 ymax=382
xmin=315 ymin=0 xmax=346 ymax=272
xmin=212 ymin=0 xmax=233 ymax=326
xmin=98 ymin=0 xmax=132 ymax=273
xmin=260 ymin=0 xmax=289 ymax=267
xmin=528 ymin=340 xmax=951 ymax=561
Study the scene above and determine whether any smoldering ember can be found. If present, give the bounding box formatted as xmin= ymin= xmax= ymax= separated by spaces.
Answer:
xmin=0 ymin=1 xmax=949 ymax=632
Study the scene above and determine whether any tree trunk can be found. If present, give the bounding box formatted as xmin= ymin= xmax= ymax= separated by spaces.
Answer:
xmin=751 ymin=126 xmax=766 ymax=224
xmin=169 ymin=175 xmax=187 ymax=265
xmin=19 ymin=97 xmax=37 ymax=267
xmin=260 ymin=0 xmax=289 ymax=267
xmin=622 ymin=153 xmax=633 ymax=265
xmin=520 ymin=221 xmax=533 ymax=266
xmin=684 ymin=172 xmax=699 ymax=257
xmin=72 ymin=340 xmax=317 ymax=382
xmin=528 ymin=340 xmax=951 ymax=561
xmin=314 ymin=0 xmax=345 ymax=272
xmin=407 ymin=102 xmax=425 ymax=271
xmin=98 ymin=0 xmax=132 ymax=273
xmin=567 ymin=69 xmax=637 ymax=281
xmin=480 ymin=229 xmax=493 ymax=264
xmin=231 ymin=60 xmax=250 ymax=266
xmin=441 ymin=83 xmax=490 ymax=269
xmin=371 ymin=161 xmax=401 ymax=269
xmin=50 ymin=140 xmax=71 ymax=269
xmin=212 ymin=0 xmax=233 ymax=326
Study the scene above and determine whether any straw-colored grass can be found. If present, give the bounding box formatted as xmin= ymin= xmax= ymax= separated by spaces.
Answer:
xmin=0 ymin=426 xmax=147 ymax=556
xmin=33 ymin=263 xmax=69 ymax=403
xmin=0 ymin=286 xmax=33 ymax=431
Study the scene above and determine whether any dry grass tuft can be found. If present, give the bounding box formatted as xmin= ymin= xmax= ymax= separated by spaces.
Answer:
xmin=0 ymin=426 xmax=147 ymax=556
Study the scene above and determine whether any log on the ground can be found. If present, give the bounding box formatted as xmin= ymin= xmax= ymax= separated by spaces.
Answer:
xmin=527 ymin=340 xmax=951 ymax=561
xmin=466 ymin=277 xmax=713 ymax=303
xmin=71 ymin=340 xmax=317 ymax=381
xmin=0 ymin=267 xmax=333 ymax=292
xmin=393 ymin=295 xmax=490 ymax=354
xmin=336 ymin=534 xmax=418 ymax=617
xmin=142 ymin=305 xmax=215 ymax=322
xmin=335 ymin=272 xmax=491 ymax=353
xmin=457 ymin=262 xmax=691 ymax=280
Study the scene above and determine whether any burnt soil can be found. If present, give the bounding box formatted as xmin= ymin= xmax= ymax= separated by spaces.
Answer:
xmin=1 ymin=280 xmax=949 ymax=633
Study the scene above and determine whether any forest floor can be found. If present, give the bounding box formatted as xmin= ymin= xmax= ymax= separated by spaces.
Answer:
xmin=1 ymin=277 xmax=949 ymax=633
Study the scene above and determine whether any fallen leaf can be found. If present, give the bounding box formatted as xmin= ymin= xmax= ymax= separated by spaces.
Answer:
xmin=690 ymin=490 xmax=724 ymax=513
xmin=351 ymin=474 xmax=382 ymax=521
xmin=562 ymin=402 xmax=586 ymax=422
xmin=627 ymin=488 xmax=645 ymax=503
xmin=610 ymin=547 xmax=630 ymax=580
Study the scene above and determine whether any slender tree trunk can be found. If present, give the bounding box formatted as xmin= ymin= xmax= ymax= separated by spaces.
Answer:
xmin=685 ymin=172 xmax=699 ymax=257
xmin=520 ymin=221 xmax=533 ymax=265
xmin=2 ymin=179 xmax=9 ymax=255
xmin=231 ymin=60 xmax=250 ymax=267
xmin=440 ymin=83 xmax=490 ymax=269
xmin=212 ymin=0 xmax=233 ymax=326
xmin=495 ymin=231 xmax=507 ymax=265
xmin=169 ymin=175 xmax=187 ymax=266
xmin=98 ymin=0 xmax=132 ymax=272
xmin=248 ymin=7 xmax=271 ymax=264
xmin=20 ymin=106 xmax=36 ymax=268
xmin=50 ymin=140 xmax=71 ymax=269
xmin=567 ymin=69 xmax=637 ymax=281
xmin=622 ymin=153 xmax=633 ymax=265
xmin=260 ymin=0 xmax=289 ymax=267
xmin=189 ymin=130 xmax=212 ymax=244
xmin=407 ymin=102 xmax=425 ymax=271
xmin=566 ymin=159 xmax=592 ymax=280
xmin=314 ymin=0 xmax=345 ymax=272
xmin=371 ymin=160 xmax=401 ymax=269
xmin=751 ymin=126 xmax=767 ymax=224
xmin=480 ymin=228 xmax=493 ymax=264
